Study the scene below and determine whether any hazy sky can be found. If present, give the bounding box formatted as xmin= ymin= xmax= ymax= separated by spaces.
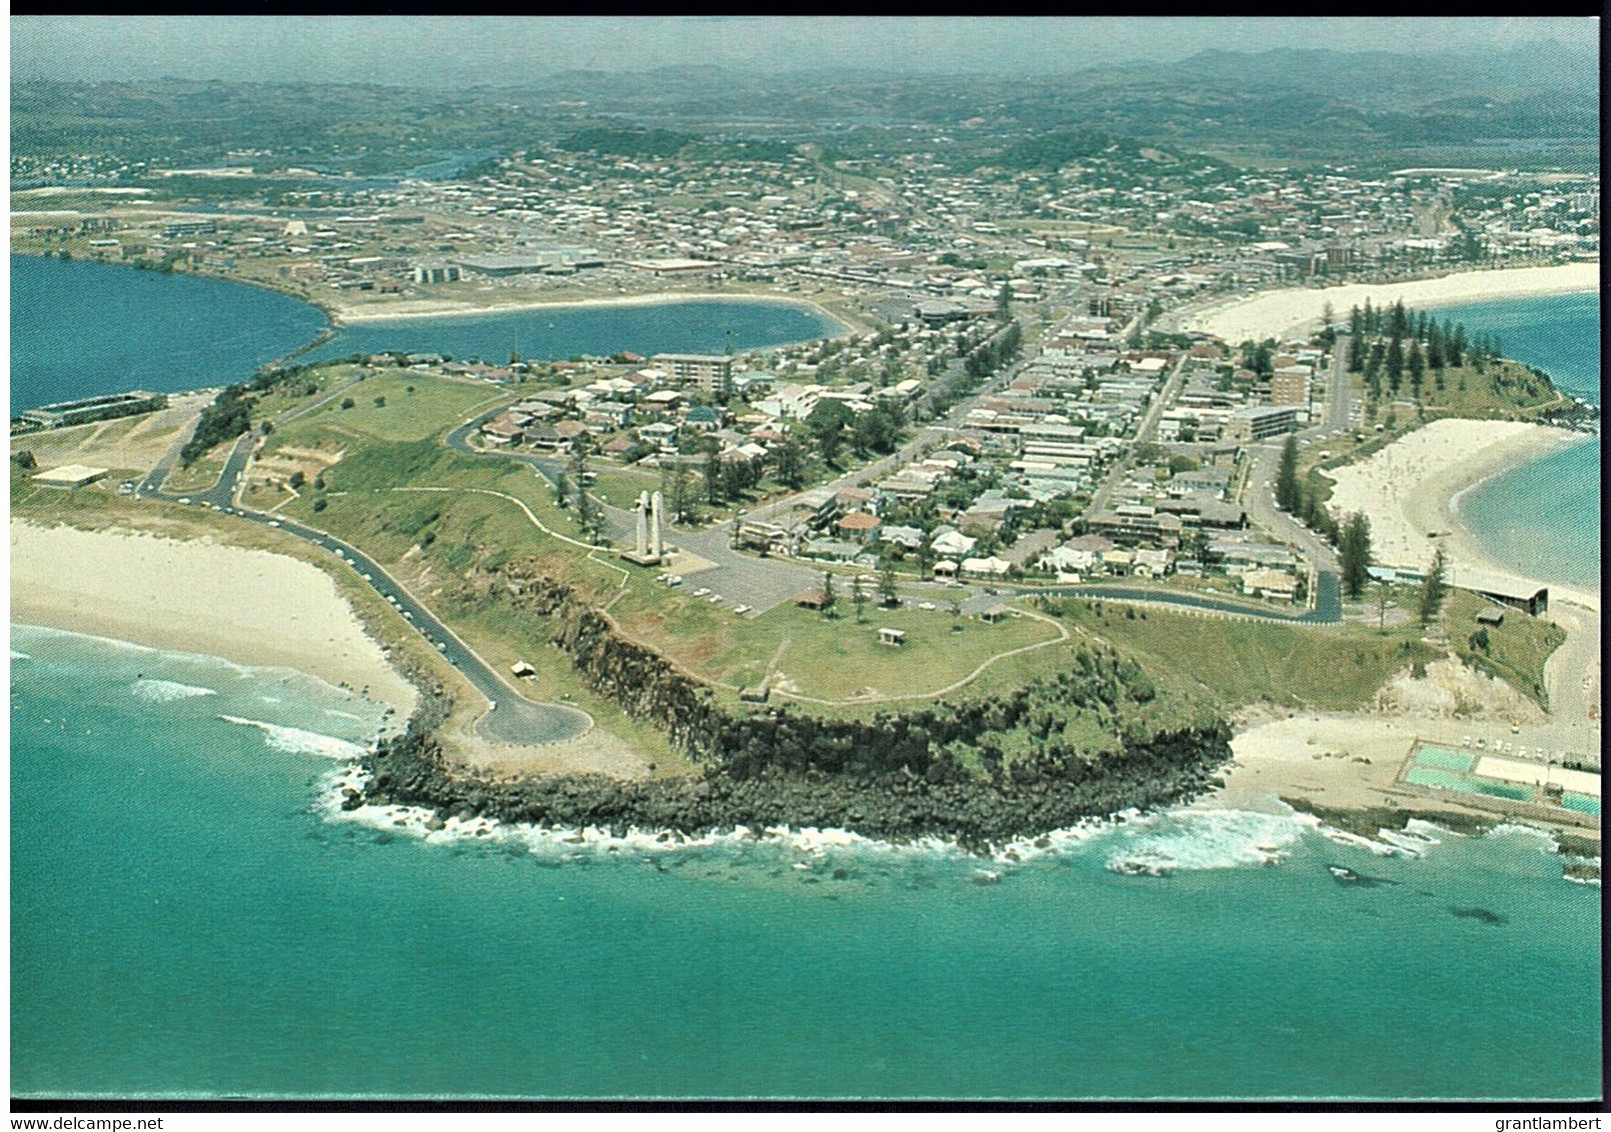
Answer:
xmin=11 ymin=16 xmax=1599 ymax=85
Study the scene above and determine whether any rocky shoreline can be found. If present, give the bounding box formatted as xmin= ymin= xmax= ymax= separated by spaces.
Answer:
xmin=354 ymin=568 xmax=1235 ymax=850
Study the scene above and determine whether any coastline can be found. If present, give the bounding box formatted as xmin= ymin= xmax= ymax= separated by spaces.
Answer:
xmin=328 ymin=288 xmax=858 ymax=335
xmin=9 ymin=520 xmax=418 ymax=720
xmin=1214 ymin=415 xmax=1601 ymax=846
xmin=1322 ymin=417 xmax=1599 ymax=609
xmin=1185 ymin=262 xmax=1599 ymax=345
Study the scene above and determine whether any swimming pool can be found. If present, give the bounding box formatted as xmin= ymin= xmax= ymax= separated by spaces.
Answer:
xmin=1414 ymin=746 xmax=1477 ymax=773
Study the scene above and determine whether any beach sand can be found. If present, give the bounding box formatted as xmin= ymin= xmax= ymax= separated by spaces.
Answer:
xmin=1215 ymin=414 xmax=1601 ymax=831
xmin=331 ymin=288 xmax=855 ymax=333
xmin=1185 ymin=262 xmax=1599 ymax=345
xmin=10 ymin=520 xmax=418 ymax=718
xmin=1321 ymin=417 xmax=1597 ymax=608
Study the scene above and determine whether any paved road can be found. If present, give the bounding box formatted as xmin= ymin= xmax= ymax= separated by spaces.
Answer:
xmin=146 ymin=425 xmax=591 ymax=746
xmin=1082 ymin=353 xmax=1190 ymax=521
xmin=1015 ymin=570 xmax=1340 ymax=625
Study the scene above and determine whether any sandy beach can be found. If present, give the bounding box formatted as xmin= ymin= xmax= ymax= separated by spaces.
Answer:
xmin=330 ymin=288 xmax=855 ymax=333
xmin=1217 ymin=414 xmax=1601 ymax=833
xmin=10 ymin=520 xmax=418 ymax=718
xmin=1321 ymin=417 xmax=1597 ymax=608
xmin=1185 ymin=262 xmax=1599 ymax=345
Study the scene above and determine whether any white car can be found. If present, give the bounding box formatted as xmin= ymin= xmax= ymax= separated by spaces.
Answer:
xmin=918 ymin=601 xmax=936 ymax=611
xmin=732 ymin=605 xmax=751 ymax=615
xmin=693 ymin=587 xmax=711 ymax=598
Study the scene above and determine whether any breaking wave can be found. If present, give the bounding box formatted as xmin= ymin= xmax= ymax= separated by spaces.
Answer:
xmin=132 ymin=678 xmax=218 ymax=704
xmin=220 ymin=715 xmax=368 ymax=760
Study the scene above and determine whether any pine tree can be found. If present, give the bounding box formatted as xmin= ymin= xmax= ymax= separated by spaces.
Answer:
xmin=1408 ymin=340 xmax=1425 ymax=399
xmin=851 ymin=574 xmax=868 ymax=623
xmin=1275 ymin=434 xmax=1301 ymax=513
xmin=1339 ymin=511 xmax=1373 ymax=598
xmin=1386 ymin=336 xmax=1404 ymax=395
xmin=879 ymin=561 xmax=898 ymax=608
xmin=1418 ymin=546 xmax=1449 ymax=625
xmin=820 ymin=570 xmax=837 ymax=619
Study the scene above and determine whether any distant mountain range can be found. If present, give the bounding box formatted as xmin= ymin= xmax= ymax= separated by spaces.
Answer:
xmin=12 ymin=44 xmax=1598 ymax=174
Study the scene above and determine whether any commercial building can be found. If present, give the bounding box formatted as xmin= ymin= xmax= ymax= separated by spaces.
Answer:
xmin=16 ymin=390 xmax=168 ymax=431
xmin=1225 ymin=404 xmax=1303 ymax=442
xmin=1269 ymin=365 xmax=1313 ymax=408
xmin=652 ymin=354 xmax=732 ymax=395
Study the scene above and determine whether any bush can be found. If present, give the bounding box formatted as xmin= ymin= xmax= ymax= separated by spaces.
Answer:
xmin=373 ymin=396 xmax=386 ymax=408
xmin=312 ymin=497 xmax=328 ymax=513
xmin=340 ymin=397 xmax=356 ymax=410
xmin=288 ymin=470 xmax=306 ymax=489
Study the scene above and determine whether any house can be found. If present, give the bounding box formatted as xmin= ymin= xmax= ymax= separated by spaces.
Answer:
xmin=804 ymin=538 xmax=865 ymax=564
xmin=522 ymin=425 xmax=567 ymax=452
xmin=961 ymin=555 xmax=1011 ymax=578
xmin=1476 ymin=607 xmax=1506 ymax=627
xmin=640 ymin=389 xmax=684 ymax=414
xmin=930 ymin=527 xmax=978 ymax=558
xmin=837 ymin=512 xmax=882 ymax=542
xmin=1132 ymin=548 xmax=1174 ymax=577
xmin=684 ymin=405 xmax=723 ymax=432
xmin=979 ymin=604 xmax=1011 ymax=623
xmin=877 ymin=627 xmax=907 ymax=647
xmin=481 ymin=415 xmax=525 ymax=447
xmin=638 ymin=422 xmax=679 ymax=449
xmin=603 ymin=434 xmax=640 ymax=459
xmin=1242 ymin=568 xmax=1299 ymax=601
xmin=879 ymin=525 xmax=925 ymax=551
xmin=795 ymin=589 xmax=830 ymax=611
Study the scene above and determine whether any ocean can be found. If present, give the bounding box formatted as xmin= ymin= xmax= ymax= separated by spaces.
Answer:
xmin=1428 ymin=290 xmax=1600 ymax=589
xmin=8 ymin=624 xmax=1603 ymax=1100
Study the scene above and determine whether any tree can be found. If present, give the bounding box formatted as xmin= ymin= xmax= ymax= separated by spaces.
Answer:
xmin=851 ymin=574 xmax=868 ymax=623
xmin=820 ymin=570 xmax=837 ymax=619
xmin=13 ymin=449 xmax=36 ymax=471
xmin=996 ymin=280 xmax=1013 ymax=320
xmin=341 ymin=397 xmax=356 ymax=410
xmin=1385 ymin=336 xmax=1404 ymax=395
xmin=1339 ymin=511 xmax=1373 ymax=598
xmin=1407 ymin=340 xmax=1425 ymax=399
xmin=1418 ymin=545 xmax=1449 ymax=625
xmin=771 ymin=434 xmax=806 ymax=490
xmin=879 ymin=561 xmax=898 ymax=607
xmin=288 ymin=470 xmax=306 ymax=490
xmin=1275 ymin=434 xmax=1301 ymax=513
xmin=1377 ymin=579 xmax=1390 ymax=632
xmin=704 ymin=449 xmax=724 ymax=506
xmin=807 ymin=399 xmax=853 ymax=466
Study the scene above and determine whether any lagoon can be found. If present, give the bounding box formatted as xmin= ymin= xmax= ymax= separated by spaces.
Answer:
xmin=9 ymin=254 xmax=331 ymax=415
xmin=302 ymin=296 xmax=846 ymax=367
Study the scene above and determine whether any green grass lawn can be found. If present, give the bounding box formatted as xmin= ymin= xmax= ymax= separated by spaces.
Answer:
xmin=269 ymin=370 xmax=501 ymax=447
xmin=1447 ymin=589 xmax=1567 ymax=709
xmin=607 ymin=590 xmax=1062 ymax=702
xmin=1040 ymin=597 xmax=1440 ymax=711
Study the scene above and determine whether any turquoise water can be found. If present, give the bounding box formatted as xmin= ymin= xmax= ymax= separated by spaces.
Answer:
xmin=1413 ymin=747 xmax=1475 ymax=773
xmin=9 ymin=254 xmax=330 ymax=414
xmin=300 ymin=297 xmax=845 ymax=367
xmin=1562 ymin=794 xmax=1601 ymax=817
xmin=10 ymin=624 xmax=1602 ymax=1100
xmin=1430 ymin=290 xmax=1600 ymax=589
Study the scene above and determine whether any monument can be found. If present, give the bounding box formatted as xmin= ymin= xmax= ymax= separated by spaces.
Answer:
xmin=621 ymin=489 xmax=667 ymax=566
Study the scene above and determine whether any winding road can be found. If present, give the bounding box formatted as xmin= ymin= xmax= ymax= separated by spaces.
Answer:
xmin=144 ymin=422 xmax=592 ymax=747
